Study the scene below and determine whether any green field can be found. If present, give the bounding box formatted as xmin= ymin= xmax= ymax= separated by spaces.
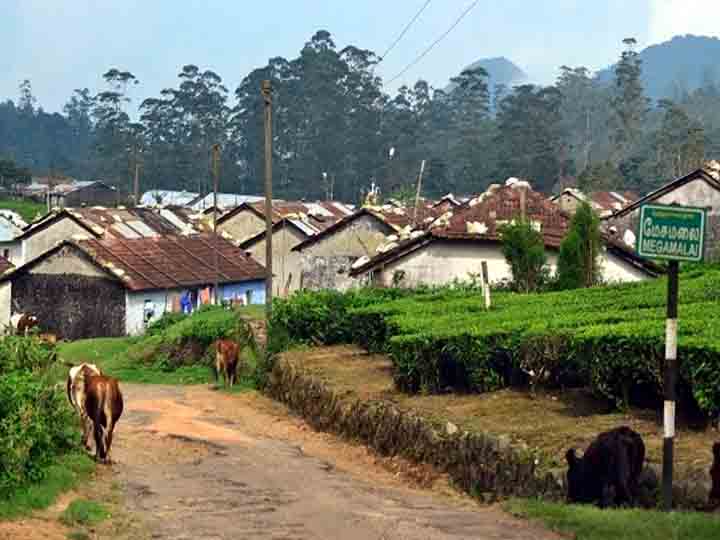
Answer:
xmin=0 ymin=197 xmax=46 ymax=222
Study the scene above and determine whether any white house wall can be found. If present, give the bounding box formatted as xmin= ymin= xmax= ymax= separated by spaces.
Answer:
xmin=375 ymin=241 xmax=649 ymax=288
xmin=0 ymin=282 xmax=11 ymax=331
xmin=126 ymin=289 xmax=172 ymax=336
xmin=247 ymin=226 xmax=306 ymax=296
xmin=22 ymin=217 xmax=92 ymax=265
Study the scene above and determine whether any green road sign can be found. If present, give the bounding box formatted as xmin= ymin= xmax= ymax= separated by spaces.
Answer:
xmin=636 ymin=204 xmax=706 ymax=262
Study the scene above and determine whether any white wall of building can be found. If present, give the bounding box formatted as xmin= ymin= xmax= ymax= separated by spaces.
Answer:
xmin=125 ymin=289 xmax=171 ymax=336
xmin=375 ymin=240 xmax=651 ymax=288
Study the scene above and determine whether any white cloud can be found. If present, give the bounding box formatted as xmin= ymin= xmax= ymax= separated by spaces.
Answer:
xmin=649 ymin=0 xmax=720 ymax=44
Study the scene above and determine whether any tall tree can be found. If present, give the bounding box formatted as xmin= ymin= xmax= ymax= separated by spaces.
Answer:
xmin=494 ymin=85 xmax=564 ymax=192
xmin=609 ymin=38 xmax=649 ymax=166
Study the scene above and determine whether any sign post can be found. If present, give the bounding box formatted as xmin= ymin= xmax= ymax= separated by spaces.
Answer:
xmin=636 ymin=203 xmax=706 ymax=511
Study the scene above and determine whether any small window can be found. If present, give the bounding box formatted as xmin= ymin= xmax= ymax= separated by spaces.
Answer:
xmin=245 ymin=289 xmax=253 ymax=305
xmin=2 ymin=249 xmax=9 ymax=260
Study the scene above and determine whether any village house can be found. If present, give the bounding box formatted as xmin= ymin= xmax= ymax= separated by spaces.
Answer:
xmin=220 ymin=200 xmax=353 ymax=295
xmin=10 ymin=206 xmax=196 ymax=267
xmin=349 ymin=180 xmax=660 ymax=288
xmin=292 ymin=203 xmax=446 ymax=291
xmin=603 ymin=163 xmax=720 ymax=260
xmin=216 ymin=200 xmax=352 ymax=244
xmin=48 ymin=180 xmax=119 ymax=208
xmin=0 ymin=234 xmax=266 ymax=340
xmin=552 ymin=188 xmax=638 ymax=217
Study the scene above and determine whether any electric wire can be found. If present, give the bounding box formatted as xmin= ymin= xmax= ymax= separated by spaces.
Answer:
xmin=378 ymin=0 xmax=432 ymax=62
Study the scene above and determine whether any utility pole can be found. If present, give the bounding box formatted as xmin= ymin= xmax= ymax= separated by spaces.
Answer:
xmin=262 ymin=80 xmax=273 ymax=317
xmin=412 ymin=160 xmax=426 ymax=227
xmin=133 ymin=161 xmax=140 ymax=206
xmin=212 ymin=144 xmax=221 ymax=305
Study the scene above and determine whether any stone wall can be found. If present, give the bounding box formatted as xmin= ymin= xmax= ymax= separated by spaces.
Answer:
xmin=268 ymin=355 xmax=566 ymax=502
xmin=268 ymin=354 xmax=716 ymax=509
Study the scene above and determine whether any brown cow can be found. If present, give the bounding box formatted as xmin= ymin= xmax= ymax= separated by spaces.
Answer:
xmin=67 ymin=363 xmax=102 ymax=451
xmin=215 ymin=339 xmax=240 ymax=388
xmin=66 ymin=363 xmax=123 ymax=463
xmin=710 ymin=442 xmax=720 ymax=505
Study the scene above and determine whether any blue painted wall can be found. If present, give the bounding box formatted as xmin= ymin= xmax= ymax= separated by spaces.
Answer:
xmin=220 ymin=279 xmax=266 ymax=305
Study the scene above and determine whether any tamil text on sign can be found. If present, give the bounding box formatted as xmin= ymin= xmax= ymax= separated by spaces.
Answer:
xmin=636 ymin=204 xmax=706 ymax=262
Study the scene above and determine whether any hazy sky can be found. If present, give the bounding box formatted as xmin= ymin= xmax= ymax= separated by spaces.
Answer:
xmin=1 ymin=1 xmax=717 ymax=113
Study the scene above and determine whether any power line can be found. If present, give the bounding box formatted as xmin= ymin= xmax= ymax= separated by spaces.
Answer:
xmin=379 ymin=0 xmax=432 ymax=63
xmin=385 ymin=0 xmax=480 ymax=86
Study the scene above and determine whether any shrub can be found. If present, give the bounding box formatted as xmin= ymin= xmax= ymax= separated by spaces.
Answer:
xmin=556 ymin=202 xmax=601 ymax=289
xmin=0 ymin=369 xmax=79 ymax=498
xmin=500 ymin=219 xmax=549 ymax=292
xmin=145 ymin=311 xmax=188 ymax=337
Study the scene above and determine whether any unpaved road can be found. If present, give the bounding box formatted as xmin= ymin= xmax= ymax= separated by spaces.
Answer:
xmin=6 ymin=384 xmax=560 ymax=540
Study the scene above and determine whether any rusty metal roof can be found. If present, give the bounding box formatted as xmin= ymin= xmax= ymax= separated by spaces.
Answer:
xmin=21 ymin=206 xmax=196 ymax=240
xmin=436 ymin=183 xmax=570 ymax=248
xmin=75 ymin=234 xmax=266 ymax=291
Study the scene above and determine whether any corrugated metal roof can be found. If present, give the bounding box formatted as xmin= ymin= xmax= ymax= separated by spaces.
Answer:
xmin=76 ymin=234 xmax=266 ymax=291
xmin=190 ymin=193 xmax=264 ymax=211
xmin=140 ymin=190 xmax=199 ymax=206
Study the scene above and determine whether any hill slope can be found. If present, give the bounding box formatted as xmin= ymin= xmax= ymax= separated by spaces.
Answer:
xmin=596 ymin=34 xmax=720 ymax=101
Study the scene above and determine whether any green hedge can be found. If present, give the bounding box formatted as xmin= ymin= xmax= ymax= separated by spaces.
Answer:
xmin=0 ymin=337 xmax=79 ymax=498
xmin=272 ymin=271 xmax=720 ymax=417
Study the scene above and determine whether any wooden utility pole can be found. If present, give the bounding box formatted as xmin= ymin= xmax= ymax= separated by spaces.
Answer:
xmin=663 ymin=260 xmax=679 ymax=511
xmin=262 ymin=80 xmax=273 ymax=317
xmin=133 ymin=161 xmax=140 ymax=206
xmin=412 ymin=160 xmax=426 ymax=227
xmin=212 ymin=144 xmax=221 ymax=305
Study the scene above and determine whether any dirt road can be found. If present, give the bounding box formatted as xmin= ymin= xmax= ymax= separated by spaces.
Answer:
xmin=108 ymin=383 xmax=559 ymax=540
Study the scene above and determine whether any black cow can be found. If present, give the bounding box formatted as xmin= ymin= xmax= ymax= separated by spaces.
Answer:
xmin=566 ymin=426 xmax=645 ymax=507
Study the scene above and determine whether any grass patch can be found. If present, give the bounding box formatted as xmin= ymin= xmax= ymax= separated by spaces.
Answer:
xmin=0 ymin=197 xmax=46 ymax=222
xmin=66 ymin=532 xmax=91 ymax=540
xmin=60 ymin=499 xmax=110 ymax=527
xmin=0 ymin=453 xmax=94 ymax=520
xmin=506 ymin=498 xmax=720 ymax=540
xmin=236 ymin=304 xmax=266 ymax=320
xmin=56 ymin=337 xmax=211 ymax=385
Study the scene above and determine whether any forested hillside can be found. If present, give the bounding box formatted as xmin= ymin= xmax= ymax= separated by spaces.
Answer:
xmin=0 ymin=31 xmax=717 ymax=202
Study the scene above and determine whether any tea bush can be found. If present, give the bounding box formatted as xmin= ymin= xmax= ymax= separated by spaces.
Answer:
xmin=271 ymin=270 xmax=720 ymax=417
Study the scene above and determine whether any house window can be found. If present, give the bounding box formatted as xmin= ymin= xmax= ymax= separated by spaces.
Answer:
xmin=245 ymin=289 xmax=253 ymax=305
xmin=2 ymin=249 xmax=8 ymax=260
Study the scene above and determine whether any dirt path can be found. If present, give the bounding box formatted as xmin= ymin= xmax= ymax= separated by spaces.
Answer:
xmin=3 ymin=384 xmax=559 ymax=540
xmin=110 ymin=384 xmax=559 ymax=540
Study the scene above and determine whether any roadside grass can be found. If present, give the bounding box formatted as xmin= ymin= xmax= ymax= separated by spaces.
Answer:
xmin=0 ymin=197 xmax=46 ymax=222
xmin=235 ymin=304 xmax=266 ymax=320
xmin=59 ymin=499 xmax=110 ymax=527
xmin=506 ymin=498 xmax=720 ymax=540
xmin=0 ymin=453 xmax=95 ymax=520
xmin=56 ymin=338 xmax=211 ymax=385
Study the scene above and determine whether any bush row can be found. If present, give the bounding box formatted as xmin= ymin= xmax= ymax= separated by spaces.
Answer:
xmin=0 ymin=337 xmax=79 ymax=498
xmin=271 ymin=270 xmax=720 ymax=417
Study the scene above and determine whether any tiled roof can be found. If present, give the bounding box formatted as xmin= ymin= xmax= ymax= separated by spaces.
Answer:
xmin=76 ymin=234 xmax=266 ymax=291
xmin=436 ymin=182 xmax=570 ymax=248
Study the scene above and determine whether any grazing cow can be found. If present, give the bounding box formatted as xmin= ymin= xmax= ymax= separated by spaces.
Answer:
xmin=66 ymin=364 xmax=123 ymax=463
xmin=215 ymin=339 xmax=240 ymax=388
xmin=710 ymin=442 xmax=720 ymax=504
xmin=10 ymin=313 xmax=39 ymax=335
xmin=566 ymin=426 xmax=645 ymax=507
